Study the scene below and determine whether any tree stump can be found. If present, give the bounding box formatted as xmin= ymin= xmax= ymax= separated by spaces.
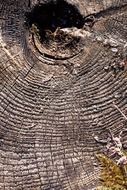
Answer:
xmin=0 ymin=0 xmax=127 ymax=189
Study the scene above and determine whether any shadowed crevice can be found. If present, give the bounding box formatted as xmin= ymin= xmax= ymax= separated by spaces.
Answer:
xmin=25 ymin=0 xmax=84 ymax=41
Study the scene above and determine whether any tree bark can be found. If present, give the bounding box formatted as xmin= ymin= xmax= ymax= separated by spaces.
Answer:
xmin=0 ymin=0 xmax=127 ymax=189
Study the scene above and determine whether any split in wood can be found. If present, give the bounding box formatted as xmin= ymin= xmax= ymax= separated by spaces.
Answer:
xmin=113 ymin=103 xmax=127 ymax=121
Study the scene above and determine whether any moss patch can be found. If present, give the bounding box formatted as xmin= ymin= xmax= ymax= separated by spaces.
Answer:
xmin=96 ymin=154 xmax=127 ymax=190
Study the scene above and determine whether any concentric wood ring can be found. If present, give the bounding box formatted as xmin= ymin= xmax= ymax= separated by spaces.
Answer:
xmin=0 ymin=0 xmax=127 ymax=189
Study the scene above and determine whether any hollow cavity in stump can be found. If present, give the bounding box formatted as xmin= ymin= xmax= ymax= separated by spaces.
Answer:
xmin=26 ymin=0 xmax=84 ymax=42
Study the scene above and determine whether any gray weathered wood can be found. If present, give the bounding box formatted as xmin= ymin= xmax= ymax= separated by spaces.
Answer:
xmin=0 ymin=0 xmax=127 ymax=189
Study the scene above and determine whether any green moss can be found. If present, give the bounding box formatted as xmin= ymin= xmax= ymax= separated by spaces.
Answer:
xmin=96 ymin=154 xmax=127 ymax=190
xmin=96 ymin=186 xmax=126 ymax=190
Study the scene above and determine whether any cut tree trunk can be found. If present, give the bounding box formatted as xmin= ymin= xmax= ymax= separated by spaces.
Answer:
xmin=0 ymin=0 xmax=127 ymax=189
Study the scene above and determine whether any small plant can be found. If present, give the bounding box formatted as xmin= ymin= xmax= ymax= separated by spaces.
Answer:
xmin=30 ymin=23 xmax=40 ymax=39
xmin=96 ymin=154 xmax=127 ymax=190
xmin=94 ymin=119 xmax=127 ymax=190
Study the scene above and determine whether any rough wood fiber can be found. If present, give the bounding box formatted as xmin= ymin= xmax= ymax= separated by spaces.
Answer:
xmin=0 ymin=0 xmax=127 ymax=189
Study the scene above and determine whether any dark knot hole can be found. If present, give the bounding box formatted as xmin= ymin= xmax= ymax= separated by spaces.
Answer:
xmin=25 ymin=0 xmax=84 ymax=42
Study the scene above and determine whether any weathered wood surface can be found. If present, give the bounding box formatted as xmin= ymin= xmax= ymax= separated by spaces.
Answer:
xmin=0 ymin=0 xmax=127 ymax=189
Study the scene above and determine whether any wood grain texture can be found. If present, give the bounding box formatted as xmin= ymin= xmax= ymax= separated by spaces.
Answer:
xmin=0 ymin=0 xmax=127 ymax=189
